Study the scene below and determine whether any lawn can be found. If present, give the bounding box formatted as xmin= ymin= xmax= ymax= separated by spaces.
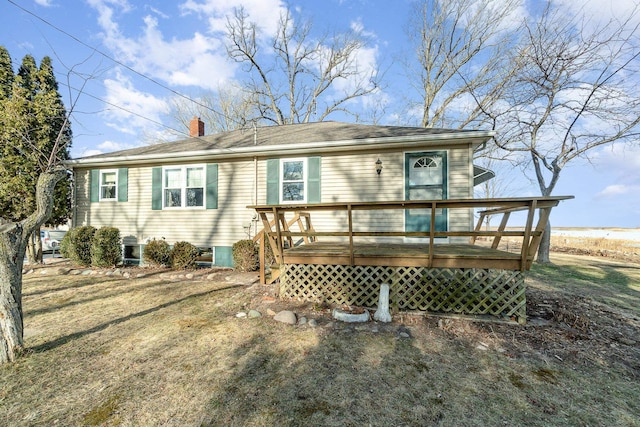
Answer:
xmin=0 ymin=254 xmax=638 ymax=426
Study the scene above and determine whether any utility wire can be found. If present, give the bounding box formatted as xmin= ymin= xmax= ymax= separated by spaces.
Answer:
xmin=6 ymin=0 xmax=217 ymax=115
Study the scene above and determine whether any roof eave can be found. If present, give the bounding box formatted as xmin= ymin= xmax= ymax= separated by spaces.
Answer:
xmin=65 ymin=130 xmax=496 ymax=168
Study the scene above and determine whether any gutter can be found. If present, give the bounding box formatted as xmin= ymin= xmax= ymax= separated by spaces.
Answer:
xmin=64 ymin=130 xmax=496 ymax=168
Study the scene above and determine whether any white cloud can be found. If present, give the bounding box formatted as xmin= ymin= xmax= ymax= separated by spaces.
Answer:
xmin=179 ymin=0 xmax=286 ymax=36
xmin=555 ymin=0 xmax=640 ymax=27
xmin=34 ymin=0 xmax=54 ymax=6
xmin=87 ymin=0 xmax=236 ymax=90
xmin=597 ymin=184 xmax=640 ymax=197
xmin=592 ymin=143 xmax=640 ymax=173
xmin=102 ymin=70 xmax=170 ymax=135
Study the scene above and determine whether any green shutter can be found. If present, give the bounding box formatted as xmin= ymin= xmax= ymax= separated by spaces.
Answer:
xmin=206 ymin=164 xmax=218 ymax=209
xmin=266 ymin=159 xmax=279 ymax=204
xmin=151 ymin=167 xmax=162 ymax=210
xmin=90 ymin=169 xmax=99 ymax=202
xmin=117 ymin=168 xmax=128 ymax=202
xmin=307 ymin=156 xmax=321 ymax=203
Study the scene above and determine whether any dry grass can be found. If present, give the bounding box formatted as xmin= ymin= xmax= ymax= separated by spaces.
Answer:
xmin=0 ymin=256 xmax=639 ymax=426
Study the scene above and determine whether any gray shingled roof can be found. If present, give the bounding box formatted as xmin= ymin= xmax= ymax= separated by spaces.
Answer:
xmin=74 ymin=121 xmax=490 ymax=162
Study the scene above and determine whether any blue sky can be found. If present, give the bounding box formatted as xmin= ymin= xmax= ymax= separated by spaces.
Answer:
xmin=1 ymin=0 xmax=639 ymax=228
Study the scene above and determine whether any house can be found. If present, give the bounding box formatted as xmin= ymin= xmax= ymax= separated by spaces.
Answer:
xmin=66 ymin=118 xmax=497 ymax=267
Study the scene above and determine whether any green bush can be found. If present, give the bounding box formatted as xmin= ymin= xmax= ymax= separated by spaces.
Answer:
xmin=91 ymin=227 xmax=122 ymax=267
xmin=60 ymin=226 xmax=96 ymax=266
xmin=232 ymin=239 xmax=258 ymax=272
xmin=171 ymin=241 xmax=199 ymax=270
xmin=143 ymin=239 xmax=172 ymax=267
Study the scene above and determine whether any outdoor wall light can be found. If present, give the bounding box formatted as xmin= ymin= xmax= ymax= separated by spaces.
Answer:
xmin=375 ymin=158 xmax=383 ymax=175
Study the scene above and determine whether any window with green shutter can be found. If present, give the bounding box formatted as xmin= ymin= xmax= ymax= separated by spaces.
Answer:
xmin=266 ymin=157 xmax=320 ymax=204
xmin=152 ymin=164 xmax=218 ymax=210
xmin=90 ymin=168 xmax=128 ymax=202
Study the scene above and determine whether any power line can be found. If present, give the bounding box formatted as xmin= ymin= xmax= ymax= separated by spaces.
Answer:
xmin=6 ymin=0 xmax=217 ymax=115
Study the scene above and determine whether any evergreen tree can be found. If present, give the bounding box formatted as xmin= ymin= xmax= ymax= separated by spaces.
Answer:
xmin=0 ymin=47 xmax=13 ymax=100
xmin=0 ymin=49 xmax=72 ymax=255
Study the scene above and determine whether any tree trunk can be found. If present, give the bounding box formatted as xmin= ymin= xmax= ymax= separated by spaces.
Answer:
xmin=25 ymin=230 xmax=42 ymax=264
xmin=0 ymin=223 xmax=27 ymax=364
xmin=536 ymin=219 xmax=552 ymax=264
xmin=0 ymin=168 xmax=66 ymax=364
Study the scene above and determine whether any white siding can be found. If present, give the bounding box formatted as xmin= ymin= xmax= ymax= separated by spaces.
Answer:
xmin=75 ymin=160 xmax=259 ymax=248
xmin=73 ymin=144 xmax=474 ymax=248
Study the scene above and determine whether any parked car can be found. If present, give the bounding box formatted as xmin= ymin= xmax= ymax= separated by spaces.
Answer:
xmin=41 ymin=230 xmax=67 ymax=252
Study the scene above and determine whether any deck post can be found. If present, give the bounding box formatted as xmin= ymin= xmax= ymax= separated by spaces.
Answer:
xmin=520 ymin=200 xmax=537 ymax=271
xmin=259 ymin=230 xmax=265 ymax=285
xmin=428 ymin=201 xmax=436 ymax=267
xmin=347 ymin=204 xmax=354 ymax=265
xmin=271 ymin=207 xmax=285 ymax=264
xmin=492 ymin=212 xmax=511 ymax=249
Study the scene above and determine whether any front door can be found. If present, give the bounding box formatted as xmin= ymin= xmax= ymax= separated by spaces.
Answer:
xmin=405 ymin=151 xmax=448 ymax=234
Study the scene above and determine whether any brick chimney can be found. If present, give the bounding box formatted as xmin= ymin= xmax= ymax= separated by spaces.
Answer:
xmin=189 ymin=116 xmax=205 ymax=137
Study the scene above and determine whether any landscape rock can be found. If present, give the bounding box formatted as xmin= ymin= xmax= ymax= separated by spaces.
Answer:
xmin=308 ymin=319 xmax=318 ymax=328
xmin=248 ymin=310 xmax=262 ymax=318
xmin=332 ymin=308 xmax=370 ymax=323
xmin=236 ymin=312 xmax=247 ymax=318
xmin=274 ymin=310 xmax=297 ymax=325
xmin=298 ymin=316 xmax=308 ymax=326
xmin=185 ymin=273 xmax=194 ymax=279
xmin=266 ymin=309 xmax=277 ymax=317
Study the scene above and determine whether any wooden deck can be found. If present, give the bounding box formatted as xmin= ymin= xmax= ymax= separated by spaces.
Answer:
xmin=249 ymin=197 xmax=573 ymax=323
xmin=249 ymin=196 xmax=574 ymax=278
xmin=283 ymin=241 xmax=523 ymax=270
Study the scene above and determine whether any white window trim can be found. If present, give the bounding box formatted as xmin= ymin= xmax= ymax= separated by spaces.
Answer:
xmin=99 ymin=169 xmax=118 ymax=201
xmin=162 ymin=164 xmax=206 ymax=209
xmin=279 ymin=158 xmax=308 ymax=204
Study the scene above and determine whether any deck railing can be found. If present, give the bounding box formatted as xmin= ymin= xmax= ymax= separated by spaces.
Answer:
xmin=249 ymin=196 xmax=573 ymax=283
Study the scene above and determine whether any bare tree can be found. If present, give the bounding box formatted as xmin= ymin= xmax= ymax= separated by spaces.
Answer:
xmin=167 ymin=83 xmax=257 ymax=137
xmin=225 ymin=7 xmax=379 ymax=125
xmin=490 ymin=2 xmax=640 ymax=262
xmin=406 ymin=0 xmax=522 ymax=129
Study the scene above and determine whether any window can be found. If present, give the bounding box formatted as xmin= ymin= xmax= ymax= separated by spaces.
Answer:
xmin=99 ymin=170 xmax=117 ymax=200
xmin=281 ymin=158 xmax=307 ymax=202
xmin=163 ymin=165 xmax=205 ymax=208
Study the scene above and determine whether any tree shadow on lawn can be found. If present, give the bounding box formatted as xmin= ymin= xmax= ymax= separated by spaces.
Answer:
xmin=529 ymin=259 xmax=640 ymax=314
xmin=22 ymin=269 xmax=175 ymax=298
xmin=24 ymin=277 xmax=199 ymax=317
xmin=197 ymin=321 xmax=587 ymax=427
xmin=29 ymin=284 xmax=243 ymax=354
xmin=199 ymin=328 xmax=450 ymax=426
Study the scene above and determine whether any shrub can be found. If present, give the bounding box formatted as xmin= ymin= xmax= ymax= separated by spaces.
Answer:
xmin=60 ymin=226 xmax=96 ymax=266
xmin=262 ymin=233 xmax=276 ymax=267
xmin=171 ymin=241 xmax=199 ymax=270
xmin=232 ymin=239 xmax=259 ymax=272
xmin=91 ymin=227 xmax=122 ymax=267
xmin=143 ymin=239 xmax=172 ymax=267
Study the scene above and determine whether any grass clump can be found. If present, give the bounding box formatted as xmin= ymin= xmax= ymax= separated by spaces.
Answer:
xmin=83 ymin=394 xmax=121 ymax=426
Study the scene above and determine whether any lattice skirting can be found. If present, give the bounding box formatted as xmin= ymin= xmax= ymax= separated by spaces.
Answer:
xmin=280 ymin=264 xmax=526 ymax=323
